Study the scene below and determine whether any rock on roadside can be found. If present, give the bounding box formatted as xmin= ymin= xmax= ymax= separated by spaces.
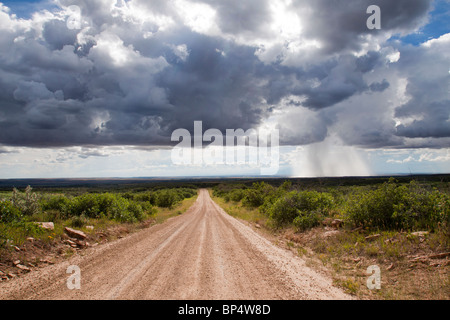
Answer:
xmin=34 ymin=222 xmax=54 ymax=230
xmin=16 ymin=264 xmax=31 ymax=272
xmin=64 ymin=227 xmax=87 ymax=240
xmin=409 ymin=231 xmax=429 ymax=238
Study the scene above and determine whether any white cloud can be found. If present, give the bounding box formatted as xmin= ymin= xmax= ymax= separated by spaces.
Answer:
xmin=174 ymin=0 xmax=219 ymax=35
xmin=418 ymin=149 xmax=450 ymax=162
xmin=170 ymin=43 xmax=190 ymax=61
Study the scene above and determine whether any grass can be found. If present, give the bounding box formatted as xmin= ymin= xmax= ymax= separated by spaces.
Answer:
xmin=336 ymin=278 xmax=360 ymax=295
xmin=211 ymin=190 xmax=268 ymax=226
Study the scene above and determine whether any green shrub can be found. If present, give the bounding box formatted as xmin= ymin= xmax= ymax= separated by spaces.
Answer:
xmin=297 ymin=190 xmax=334 ymax=212
xmin=345 ymin=179 xmax=450 ymax=231
xmin=132 ymin=192 xmax=156 ymax=204
xmin=139 ymin=201 xmax=156 ymax=214
xmin=177 ymin=188 xmax=197 ymax=199
xmin=68 ymin=193 xmax=102 ymax=218
xmin=70 ymin=214 xmax=88 ymax=228
xmin=40 ymin=195 xmax=71 ymax=218
xmin=108 ymin=196 xmax=133 ymax=222
xmin=242 ymin=182 xmax=277 ymax=208
xmin=409 ymin=187 xmax=449 ymax=230
xmin=213 ymin=183 xmax=246 ymax=199
xmin=151 ymin=188 xmax=196 ymax=208
xmin=267 ymin=190 xmax=334 ymax=227
xmin=242 ymin=189 xmax=264 ymax=207
xmin=126 ymin=201 xmax=144 ymax=222
xmin=267 ymin=191 xmax=303 ymax=226
xmin=293 ymin=210 xmax=323 ymax=231
xmin=228 ymin=189 xmax=246 ymax=202
xmin=64 ymin=193 xmax=146 ymax=222
xmin=0 ymin=200 xmax=22 ymax=223
xmin=154 ymin=189 xmax=178 ymax=208
xmin=11 ymin=186 xmax=40 ymax=216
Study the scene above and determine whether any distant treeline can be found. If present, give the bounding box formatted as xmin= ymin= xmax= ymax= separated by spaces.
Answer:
xmin=1 ymin=174 xmax=448 ymax=191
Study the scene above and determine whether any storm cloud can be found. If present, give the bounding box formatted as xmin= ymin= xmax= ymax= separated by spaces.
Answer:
xmin=0 ymin=0 xmax=448 ymax=151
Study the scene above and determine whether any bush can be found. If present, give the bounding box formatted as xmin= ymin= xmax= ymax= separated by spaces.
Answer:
xmin=40 ymin=195 xmax=71 ymax=218
xmin=345 ymin=179 xmax=450 ymax=231
xmin=68 ymin=193 xmax=103 ymax=218
xmin=11 ymin=186 xmax=40 ymax=216
xmin=177 ymin=188 xmax=197 ymax=199
xmin=228 ymin=189 xmax=246 ymax=202
xmin=0 ymin=200 xmax=22 ymax=223
xmin=293 ymin=210 xmax=323 ymax=231
xmin=126 ymin=201 xmax=144 ymax=222
xmin=132 ymin=192 xmax=156 ymax=204
xmin=139 ymin=201 xmax=156 ymax=214
xmin=108 ymin=196 xmax=133 ymax=222
xmin=0 ymin=198 xmax=44 ymax=248
xmin=409 ymin=186 xmax=449 ymax=230
xmin=267 ymin=190 xmax=334 ymax=227
xmin=70 ymin=193 xmax=147 ymax=223
xmin=242 ymin=182 xmax=276 ymax=208
xmin=151 ymin=188 xmax=196 ymax=208
xmin=267 ymin=191 xmax=303 ymax=226
xmin=213 ymin=183 xmax=246 ymax=199
xmin=70 ymin=214 xmax=88 ymax=228
xmin=154 ymin=189 xmax=178 ymax=208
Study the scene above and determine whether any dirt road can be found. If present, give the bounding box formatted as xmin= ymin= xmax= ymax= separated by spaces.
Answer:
xmin=0 ymin=189 xmax=351 ymax=300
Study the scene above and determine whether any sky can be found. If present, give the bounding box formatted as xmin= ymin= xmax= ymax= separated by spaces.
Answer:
xmin=0 ymin=0 xmax=449 ymax=178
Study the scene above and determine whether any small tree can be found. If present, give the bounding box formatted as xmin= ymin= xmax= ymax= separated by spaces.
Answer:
xmin=11 ymin=186 xmax=40 ymax=216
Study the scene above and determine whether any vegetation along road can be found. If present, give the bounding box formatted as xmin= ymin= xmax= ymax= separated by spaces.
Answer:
xmin=0 ymin=189 xmax=350 ymax=300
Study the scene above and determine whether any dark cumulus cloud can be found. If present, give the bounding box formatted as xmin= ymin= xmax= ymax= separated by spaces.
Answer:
xmin=394 ymin=34 xmax=450 ymax=141
xmin=369 ymin=79 xmax=390 ymax=92
xmin=0 ymin=0 xmax=447 ymax=150
xmin=293 ymin=0 xmax=432 ymax=54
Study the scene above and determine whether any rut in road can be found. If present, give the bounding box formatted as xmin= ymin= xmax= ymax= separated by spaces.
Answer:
xmin=0 ymin=189 xmax=351 ymax=300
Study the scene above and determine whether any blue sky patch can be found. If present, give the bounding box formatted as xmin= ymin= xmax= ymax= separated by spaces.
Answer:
xmin=389 ymin=0 xmax=450 ymax=46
